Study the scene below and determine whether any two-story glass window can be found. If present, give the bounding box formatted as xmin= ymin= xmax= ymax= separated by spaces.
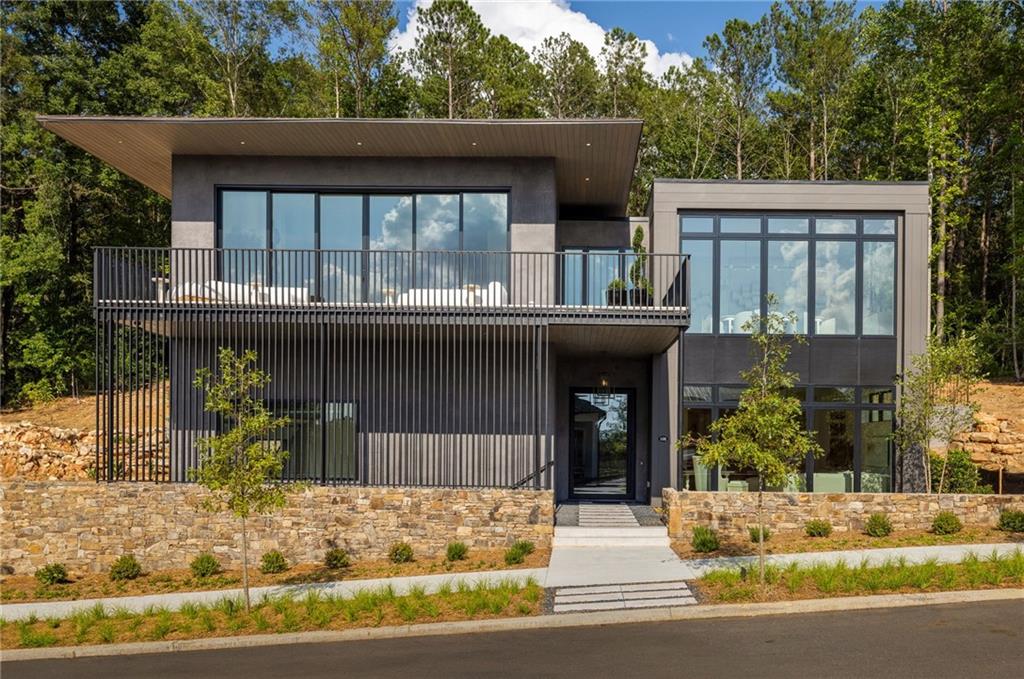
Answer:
xmin=679 ymin=213 xmax=898 ymax=337
xmin=218 ymin=190 xmax=508 ymax=301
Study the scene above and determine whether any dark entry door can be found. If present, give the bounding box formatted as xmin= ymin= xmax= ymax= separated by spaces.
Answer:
xmin=569 ymin=388 xmax=635 ymax=500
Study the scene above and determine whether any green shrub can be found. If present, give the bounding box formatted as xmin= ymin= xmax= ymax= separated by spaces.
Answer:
xmin=445 ymin=541 xmax=469 ymax=562
xmin=691 ymin=526 xmax=720 ymax=553
xmin=931 ymin=511 xmax=963 ymax=535
xmin=929 ymin=449 xmax=992 ymax=494
xmin=997 ymin=510 xmax=1024 ymax=533
xmin=388 ymin=542 xmax=414 ymax=564
xmin=503 ymin=540 xmax=535 ymax=565
xmin=189 ymin=553 xmax=221 ymax=578
xmin=34 ymin=563 xmax=68 ymax=586
xmin=804 ymin=519 xmax=833 ymax=538
xmin=109 ymin=554 xmax=142 ymax=581
xmin=324 ymin=548 xmax=350 ymax=570
xmin=259 ymin=550 xmax=288 ymax=574
xmin=748 ymin=525 xmax=771 ymax=543
xmin=864 ymin=513 xmax=893 ymax=538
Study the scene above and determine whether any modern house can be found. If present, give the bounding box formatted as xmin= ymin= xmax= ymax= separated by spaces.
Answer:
xmin=38 ymin=116 xmax=930 ymax=503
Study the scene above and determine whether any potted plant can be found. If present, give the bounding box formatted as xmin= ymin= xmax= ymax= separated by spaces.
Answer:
xmin=628 ymin=225 xmax=653 ymax=306
xmin=606 ymin=278 xmax=628 ymax=306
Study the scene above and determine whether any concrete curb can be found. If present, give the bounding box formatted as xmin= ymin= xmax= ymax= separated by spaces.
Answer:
xmin=5 ymin=588 xmax=1022 ymax=663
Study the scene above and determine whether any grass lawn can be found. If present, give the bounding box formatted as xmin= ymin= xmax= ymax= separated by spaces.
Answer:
xmin=0 ymin=577 xmax=543 ymax=649
xmin=671 ymin=526 xmax=1021 ymax=560
xmin=695 ymin=548 xmax=1024 ymax=603
xmin=1 ymin=548 xmax=550 ymax=604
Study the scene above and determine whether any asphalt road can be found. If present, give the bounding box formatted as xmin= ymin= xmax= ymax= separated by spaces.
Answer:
xmin=5 ymin=601 xmax=1022 ymax=679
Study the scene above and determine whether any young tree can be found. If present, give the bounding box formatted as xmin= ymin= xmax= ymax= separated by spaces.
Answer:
xmin=532 ymin=32 xmax=600 ymax=118
xmin=190 ymin=348 xmax=297 ymax=611
xmin=410 ymin=0 xmax=488 ymax=118
xmin=894 ymin=335 xmax=985 ymax=494
xmin=683 ymin=296 xmax=822 ymax=585
xmin=704 ymin=17 xmax=772 ymax=179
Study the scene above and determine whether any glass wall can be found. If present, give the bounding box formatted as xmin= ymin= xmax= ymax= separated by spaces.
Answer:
xmin=767 ymin=240 xmax=808 ymax=333
xmin=679 ymin=213 xmax=898 ymax=338
xmin=218 ymin=190 xmax=509 ymax=300
xmin=681 ymin=385 xmax=895 ymax=492
xmin=719 ymin=240 xmax=761 ymax=333
xmin=681 ymin=240 xmax=713 ymax=332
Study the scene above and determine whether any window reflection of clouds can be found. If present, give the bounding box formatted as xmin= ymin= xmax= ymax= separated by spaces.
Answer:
xmin=815 ymin=240 xmax=856 ymax=334
xmin=768 ymin=240 xmax=808 ymax=333
xmin=369 ymin=196 xmax=412 ymax=251
xmin=863 ymin=241 xmax=894 ymax=335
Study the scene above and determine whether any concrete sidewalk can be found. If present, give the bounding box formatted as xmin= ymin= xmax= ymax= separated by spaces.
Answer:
xmin=0 ymin=568 xmax=545 ymax=622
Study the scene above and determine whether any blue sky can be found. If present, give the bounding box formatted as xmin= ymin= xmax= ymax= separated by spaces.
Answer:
xmin=391 ymin=1 xmax=882 ymax=74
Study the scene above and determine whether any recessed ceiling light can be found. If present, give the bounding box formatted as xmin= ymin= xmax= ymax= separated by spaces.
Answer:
xmin=356 ymin=141 xmax=363 ymax=146
xmin=117 ymin=140 xmax=123 ymax=144
xmin=585 ymin=142 xmax=591 ymax=147
xmin=240 ymin=141 xmax=246 ymax=145
xmin=584 ymin=177 xmax=590 ymax=182
xmin=471 ymin=141 xmax=477 ymax=147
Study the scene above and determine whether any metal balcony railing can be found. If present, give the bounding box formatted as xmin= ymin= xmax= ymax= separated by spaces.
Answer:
xmin=94 ymin=248 xmax=690 ymax=324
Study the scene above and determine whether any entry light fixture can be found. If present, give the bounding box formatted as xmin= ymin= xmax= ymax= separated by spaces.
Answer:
xmin=596 ymin=372 xmax=611 ymax=404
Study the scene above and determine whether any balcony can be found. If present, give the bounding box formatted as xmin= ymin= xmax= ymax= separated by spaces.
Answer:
xmin=94 ymin=248 xmax=690 ymax=328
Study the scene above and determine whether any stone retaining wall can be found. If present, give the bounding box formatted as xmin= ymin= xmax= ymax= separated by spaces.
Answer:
xmin=0 ymin=482 xmax=554 ymax=575
xmin=953 ymin=412 xmax=1024 ymax=473
xmin=662 ymin=487 xmax=1024 ymax=540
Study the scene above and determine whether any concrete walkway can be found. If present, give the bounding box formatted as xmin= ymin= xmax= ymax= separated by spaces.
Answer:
xmin=0 ymin=568 xmax=545 ymax=623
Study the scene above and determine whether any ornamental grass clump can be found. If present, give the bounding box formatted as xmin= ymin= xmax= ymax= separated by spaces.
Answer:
xmin=931 ymin=511 xmax=963 ymax=535
xmin=748 ymin=526 xmax=772 ymax=543
xmin=503 ymin=540 xmax=535 ymax=565
xmin=34 ymin=563 xmax=68 ymax=586
xmin=259 ymin=550 xmax=288 ymax=574
xmin=388 ymin=542 xmax=415 ymax=564
xmin=804 ymin=519 xmax=833 ymax=538
xmin=190 ymin=553 xmax=221 ymax=578
xmin=864 ymin=513 xmax=893 ymax=538
xmin=324 ymin=548 xmax=351 ymax=570
xmin=446 ymin=541 xmax=469 ymax=562
xmin=691 ymin=525 xmax=720 ymax=553
xmin=109 ymin=554 xmax=142 ymax=581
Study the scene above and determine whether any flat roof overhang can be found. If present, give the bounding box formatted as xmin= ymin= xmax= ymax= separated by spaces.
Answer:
xmin=37 ymin=116 xmax=643 ymax=218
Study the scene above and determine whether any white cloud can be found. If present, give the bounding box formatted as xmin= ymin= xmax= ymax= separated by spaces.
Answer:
xmin=390 ymin=0 xmax=692 ymax=78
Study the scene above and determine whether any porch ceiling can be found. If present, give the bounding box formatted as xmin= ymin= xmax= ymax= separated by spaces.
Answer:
xmin=550 ymin=324 xmax=679 ymax=356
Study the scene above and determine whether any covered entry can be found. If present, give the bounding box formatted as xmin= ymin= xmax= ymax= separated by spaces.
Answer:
xmin=569 ymin=388 xmax=636 ymax=500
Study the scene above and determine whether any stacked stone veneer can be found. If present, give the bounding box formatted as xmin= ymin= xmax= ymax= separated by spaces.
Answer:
xmin=662 ymin=487 xmax=1024 ymax=540
xmin=0 ymin=482 xmax=554 ymax=575
xmin=952 ymin=413 xmax=1024 ymax=473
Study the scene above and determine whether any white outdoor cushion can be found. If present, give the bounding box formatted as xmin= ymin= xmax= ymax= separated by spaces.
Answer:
xmin=480 ymin=281 xmax=508 ymax=306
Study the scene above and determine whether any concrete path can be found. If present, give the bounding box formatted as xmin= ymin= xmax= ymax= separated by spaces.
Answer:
xmin=0 ymin=568 xmax=545 ymax=623
xmin=680 ymin=542 xmax=1023 ymax=578
xmin=552 ymin=581 xmax=697 ymax=613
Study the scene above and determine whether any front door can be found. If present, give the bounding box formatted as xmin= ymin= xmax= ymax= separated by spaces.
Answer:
xmin=569 ymin=388 xmax=635 ymax=500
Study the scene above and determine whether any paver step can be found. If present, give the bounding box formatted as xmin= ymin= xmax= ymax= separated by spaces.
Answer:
xmin=551 ymin=580 xmax=696 ymax=613
xmin=553 ymin=525 xmax=670 ymax=547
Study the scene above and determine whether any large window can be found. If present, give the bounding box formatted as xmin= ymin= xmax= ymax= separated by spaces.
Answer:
xmin=682 ymin=240 xmax=713 ymax=332
xmin=218 ymin=189 xmax=509 ymax=300
xmin=863 ymin=241 xmax=895 ymax=335
xmin=277 ymin=401 xmax=358 ymax=483
xmin=815 ymin=240 xmax=856 ymax=335
xmin=767 ymin=240 xmax=808 ymax=333
xmin=681 ymin=385 xmax=895 ymax=492
xmin=719 ymin=240 xmax=761 ymax=333
xmin=679 ymin=212 xmax=897 ymax=337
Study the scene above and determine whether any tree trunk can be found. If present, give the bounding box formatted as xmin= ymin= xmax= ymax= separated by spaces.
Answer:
xmin=241 ymin=514 xmax=251 ymax=611
xmin=757 ymin=484 xmax=766 ymax=587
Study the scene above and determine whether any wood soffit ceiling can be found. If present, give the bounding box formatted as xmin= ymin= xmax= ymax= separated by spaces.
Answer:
xmin=36 ymin=116 xmax=643 ymax=217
